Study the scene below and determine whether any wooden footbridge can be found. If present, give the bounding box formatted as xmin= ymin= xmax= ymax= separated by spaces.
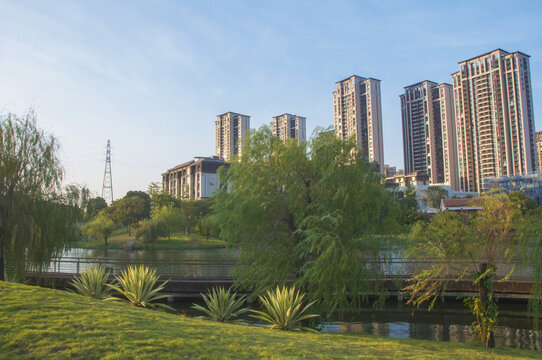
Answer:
xmin=26 ymin=257 xmax=535 ymax=300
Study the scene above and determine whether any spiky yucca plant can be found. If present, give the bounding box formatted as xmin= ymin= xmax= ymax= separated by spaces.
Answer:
xmin=250 ymin=286 xmax=319 ymax=332
xmin=106 ymin=265 xmax=175 ymax=312
xmin=191 ymin=287 xmax=249 ymax=323
xmin=70 ymin=266 xmax=111 ymax=299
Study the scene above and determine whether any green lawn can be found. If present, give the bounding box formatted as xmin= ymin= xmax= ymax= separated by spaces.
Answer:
xmin=1 ymin=281 xmax=541 ymax=359
xmin=76 ymin=226 xmax=226 ymax=250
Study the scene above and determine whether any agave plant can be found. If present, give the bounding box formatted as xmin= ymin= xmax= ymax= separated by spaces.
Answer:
xmin=106 ymin=265 xmax=175 ymax=312
xmin=191 ymin=287 xmax=249 ymax=324
xmin=70 ymin=266 xmax=111 ymax=299
xmin=250 ymin=286 xmax=319 ymax=332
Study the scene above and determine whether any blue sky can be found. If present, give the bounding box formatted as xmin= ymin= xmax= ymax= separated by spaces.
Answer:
xmin=1 ymin=0 xmax=541 ymax=199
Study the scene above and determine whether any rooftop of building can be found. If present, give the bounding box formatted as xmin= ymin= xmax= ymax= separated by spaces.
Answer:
xmin=272 ymin=113 xmax=306 ymax=119
xmin=457 ymin=48 xmax=530 ymax=64
xmin=385 ymin=171 xmax=428 ymax=180
xmin=440 ymin=198 xmax=482 ymax=211
xmin=336 ymin=75 xmax=381 ymax=84
xmin=163 ymin=156 xmax=226 ymax=174
xmin=403 ymin=80 xmax=438 ymax=89
xmin=217 ymin=112 xmax=250 ymax=118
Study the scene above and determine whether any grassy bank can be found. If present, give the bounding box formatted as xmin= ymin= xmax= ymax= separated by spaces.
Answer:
xmin=1 ymin=282 xmax=540 ymax=359
xmin=76 ymin=226 xmax=226 ymax=250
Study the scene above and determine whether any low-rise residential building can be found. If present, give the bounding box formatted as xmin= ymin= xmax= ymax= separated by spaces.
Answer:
xmin=484 ymin=172 xmax=542 ymax=204
xmin=440 ymin=198 xmax=482 ymax=212
xmin=383 ymin=164 xmax=397 ymax=178
xmin=162 ymin=156 xmax=226 ymax=200
xmin=385 ymin=172 xmax=429 ymax=188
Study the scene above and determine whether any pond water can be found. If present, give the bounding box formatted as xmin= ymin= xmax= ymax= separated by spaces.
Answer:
xmin=175 ymin=299 xmax=541 ymax=351
xmin=56 ymin=248 xmax=527 ymax=278
xmin=62 ymin=247 xmax=235 ymax=262
xmin=52 ymin=248 xmax=237 ymax=277
xmin=55 ymin=247 xmax=540 ymax=350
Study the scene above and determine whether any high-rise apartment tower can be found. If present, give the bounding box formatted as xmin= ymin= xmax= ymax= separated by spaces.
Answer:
xmin=537 ymin=131 xmax=542 ymax=172
xmin=333 ymin=75 xmax=384 ymax=173
xmin=452 ymin=49 xmax=537 ymax=192
xmin=270 ymin=114 xmax=306 ymax=144
xmin=215 ymin=112 xmax=250 ymax=162
xmin=401 ymin=81 xmax=459 ymax=190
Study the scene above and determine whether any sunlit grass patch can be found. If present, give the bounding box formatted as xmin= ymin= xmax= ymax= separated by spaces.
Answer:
xmin=0 ymin=281 xmax=540 ymax=359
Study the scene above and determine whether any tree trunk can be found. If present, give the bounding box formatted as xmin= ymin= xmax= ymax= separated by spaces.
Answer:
xmin=0 ymin=242 xmax=5 ymax=281
xmin=104 ymin=236 xmax=108 ymax=247
xmin=206 ymin=230 xmax=209 ymax=241
xmin=478 ymin=263 xmax=495 ymax=348
xmin=127 ymin=224 xmax=131 ymax=236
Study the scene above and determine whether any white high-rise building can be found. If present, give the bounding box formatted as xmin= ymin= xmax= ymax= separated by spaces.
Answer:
xmin=452 ymin=49 xmax=537 ymax=192
xmin=401 ymin=81 xmax=459 ymax=190
xmin=333 ymin=75 xmax=384 ymax=173
xmin=215 ymin=112 xmax=250 ymax=162
xmin=270 ymin=114 xmax=306 ymax=143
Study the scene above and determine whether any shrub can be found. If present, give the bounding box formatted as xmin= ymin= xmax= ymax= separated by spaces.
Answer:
xmin=250 ymin=286 xmax=318 ymax=331
xmin=135 ymin=218 xmax=165 ymax=244
xmin=70 ymin=266 xmax=111 ymax=299
xmin=106 ymin=265 xmax=174 ymax=312
xmin=191 ymin=287 xmax=249 ymax=323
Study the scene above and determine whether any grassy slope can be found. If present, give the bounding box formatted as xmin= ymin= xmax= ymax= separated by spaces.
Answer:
xmin=1 ymin=282 xmax=541 ymax=359
xmin=76 ymin=227 xmax=226 ymax=250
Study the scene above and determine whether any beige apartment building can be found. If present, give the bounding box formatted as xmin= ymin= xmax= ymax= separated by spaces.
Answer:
xmin=537 ymin=131 xmax=542 ymax=172
xmin=162 ymin=156 xmax=226 ymax=200
xmin=384 ymin=171 xmax=429 ymax=188
xmin=401 ymin=81 xmax=459 ymax=190
xmin=333 ymin=75 xmax=384 ymax=173
xmin=270 ymin=113 xmax=306 ymax=143
xmin=452 ymin=49 xmax=537 ymax=192
xmin=215 ymin=112 xmax=250 ymax=162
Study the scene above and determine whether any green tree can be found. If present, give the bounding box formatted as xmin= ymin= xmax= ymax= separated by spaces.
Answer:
xmin=86 ymin=197 xmax=108 ymax=219
xmin=108 ymin=196 xmax=146 ymax=236
xmin=507 ymin=190 xmax=538 ymax=215
xmin=152 ymin=205 xmax=186 ymax=240
xmin=81 ymin=211 xmax=116 ymax=246
xmin=213 ymin=127 xmax=400 ymax=313
xmin=136 ymin=205 xmax=186 ymax=244
xmin=125 ymin=191 xmax=151 ymax=219
xmin=524 ymin=207 xmax=542 ymax=331
xmin=197 ymin=215 xmax=215 ymax=241
xmin=135 ymin=218 xmax=165 ymax=244
xmin=394 ymin=186 xmax=422 ymax=226
xmin=148 ymin=182 xmax=181 ymax=210
xmin=405 ymin=193 xmax=526 ymax=348
xmin=182 ymin=198 xmax=214 ymax=235
xmin=423 ymin=185 xmax=449 ymax=210
xmin=0 ymin=111 xmax=82 ymax=281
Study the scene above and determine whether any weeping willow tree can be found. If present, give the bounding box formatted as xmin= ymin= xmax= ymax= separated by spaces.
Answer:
xmin=523 ymin=207 xmax=542 ymax=331
xmin=404 ymin=193 xmax=541 ymax=348
xmin=0 ymin=111 xmax=83 ymax=282
xmin=212 ymin=127 xmax=400 ymax=314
